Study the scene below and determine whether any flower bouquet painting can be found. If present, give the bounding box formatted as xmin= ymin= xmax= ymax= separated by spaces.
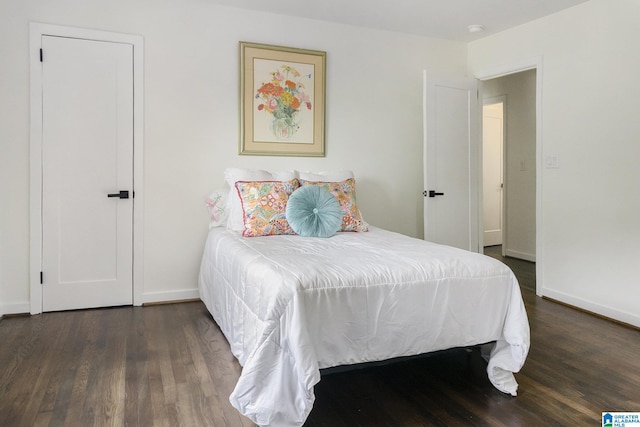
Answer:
xmin=254 ymin=63 xmax=313 ymax=142
xmin=240 ymin=42 xmax=326 ymax=157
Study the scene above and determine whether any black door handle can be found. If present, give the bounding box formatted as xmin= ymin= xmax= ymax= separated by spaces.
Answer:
xmin=107 ymin=190 xmax=129 ymax=199
xmin=427 ymin=190 xmax=444 ymax=198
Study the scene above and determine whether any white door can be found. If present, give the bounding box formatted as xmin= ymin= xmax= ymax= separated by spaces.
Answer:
xmin=423 ymin=71 xmax=479 ymax=252
xmin=41 ymin=35 xmax=134 ymax=311
xmin=482 ymin=101 xmax=504 ymax=247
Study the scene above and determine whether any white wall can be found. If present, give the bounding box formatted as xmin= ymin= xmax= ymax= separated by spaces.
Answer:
xmin=482 ymin=70 xmax=536 ymax=261
xmin=0 ymin=0 xmax=467 ymax=312
xmin=469 ymin=0 xmax=640 ymax=327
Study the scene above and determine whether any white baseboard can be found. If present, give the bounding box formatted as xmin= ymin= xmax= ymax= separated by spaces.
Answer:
xmin=0 ymin=301 xmax=31 ymax=318
xmin=542 ymin=288 xmax=640 ymax=329
xmin=504 ymin=248 xmax=536 ymax=262
xmin=142 ymin=288 xmax=200 ymax=305
xmin=0 ymin=293 xmax=199 ymax=318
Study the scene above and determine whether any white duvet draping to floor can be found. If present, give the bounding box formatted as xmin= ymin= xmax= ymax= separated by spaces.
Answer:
xmin=198 ymin=226 xmax=530 ymax=426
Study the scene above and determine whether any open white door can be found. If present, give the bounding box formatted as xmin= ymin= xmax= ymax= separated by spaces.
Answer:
xmin=482 ymin=100 xmax=504 ymax=247
xmin=423 ymin=71 xmax=479 ymax=252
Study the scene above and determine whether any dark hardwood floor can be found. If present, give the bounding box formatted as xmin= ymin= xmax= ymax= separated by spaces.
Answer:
xmin=483 ymin=245 xmax=535 ymax=292
xmin=1 ymin=249 xmax=639 ymax=426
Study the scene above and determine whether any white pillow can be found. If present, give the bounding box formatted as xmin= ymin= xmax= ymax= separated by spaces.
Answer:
xmin=224 ymin=168 xmax=298 ymax=231
xmin=298 ymin=170 xmax=354 ymax=182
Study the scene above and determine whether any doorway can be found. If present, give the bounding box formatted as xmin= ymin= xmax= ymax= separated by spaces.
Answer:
xmin=481 ymin=69 xmax=537 ymax=264
xmin=29 ymin=23 xmax=145 ymax=313
xmin=482 ymin=98 xmax=505 ymax=249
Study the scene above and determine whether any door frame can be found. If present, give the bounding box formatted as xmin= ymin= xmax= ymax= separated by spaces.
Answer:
xmin=482 ymin=96 xmax=506 ymax=253
xmin=29 ymin=23 xmax=145 ymax=314
xmin=475 ymin=57 xmax=543 ymax=296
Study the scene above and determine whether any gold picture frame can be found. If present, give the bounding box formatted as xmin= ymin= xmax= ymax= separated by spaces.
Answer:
xmin=239 ymin=41 xmax=326 ymax=156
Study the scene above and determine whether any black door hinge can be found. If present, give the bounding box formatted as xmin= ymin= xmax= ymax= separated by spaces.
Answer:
xmin=40 ymin=48 xmax=43 ymax=62
xmin=40 ymin=271 xmax=43 ymax=284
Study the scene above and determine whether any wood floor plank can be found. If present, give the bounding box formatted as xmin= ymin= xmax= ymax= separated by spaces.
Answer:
xmin=146 ymin=309 xmax=178 ymax=427
xmin=98 ymin=311 xmax=127 ymax=427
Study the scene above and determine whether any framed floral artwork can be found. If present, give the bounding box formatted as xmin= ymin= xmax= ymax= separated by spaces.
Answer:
xmin=239 ymin=42 xmax=326 ymax=156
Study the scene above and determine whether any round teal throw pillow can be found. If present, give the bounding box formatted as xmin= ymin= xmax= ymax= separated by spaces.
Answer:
xmin=286 ymin=185 xmax=343 ymax=238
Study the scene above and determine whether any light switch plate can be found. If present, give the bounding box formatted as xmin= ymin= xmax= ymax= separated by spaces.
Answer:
xmin=544 ymin=155 xmax=559 ymax=169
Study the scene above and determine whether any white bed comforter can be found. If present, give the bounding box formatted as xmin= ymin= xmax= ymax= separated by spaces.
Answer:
xmin=198 ymin=227 xmax=530 ymax=426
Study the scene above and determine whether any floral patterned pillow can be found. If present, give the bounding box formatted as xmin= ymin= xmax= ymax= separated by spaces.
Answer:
xmin=300 ymin=178 xmax=369 ymax=232
xmin=235 ymin=179 xmax=300 ymax=237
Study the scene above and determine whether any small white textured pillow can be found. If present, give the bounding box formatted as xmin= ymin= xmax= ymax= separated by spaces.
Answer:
xmin=205 ymin=189 xmax=228 ymax=229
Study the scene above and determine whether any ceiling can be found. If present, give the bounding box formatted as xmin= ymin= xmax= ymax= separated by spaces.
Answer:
xmin=208 ymin=0 xmax=589 ymax=42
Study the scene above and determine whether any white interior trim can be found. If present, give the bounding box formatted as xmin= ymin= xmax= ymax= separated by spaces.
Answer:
xmin=475 ymin=56 xmax=543 ymax=296
xmin=29 ymin=23 xmax=144 ymax=314
xmin=142 ymin=289 xmax=200 ymax=305
xmin=504 ymin=249 xmax=536 ymax=263
xmin=543 ymin=288 xmax=640 ymax=329
xmin=0 ymin=302 xmax=30 ymax=318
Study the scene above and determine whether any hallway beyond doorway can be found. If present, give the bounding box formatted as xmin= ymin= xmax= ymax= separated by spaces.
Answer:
xmin=484 ymin=245 xmax=535 ymax=291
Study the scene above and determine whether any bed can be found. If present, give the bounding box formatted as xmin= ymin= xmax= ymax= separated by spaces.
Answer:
xmin=198 ymin=169 xmax=530 ymax=426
